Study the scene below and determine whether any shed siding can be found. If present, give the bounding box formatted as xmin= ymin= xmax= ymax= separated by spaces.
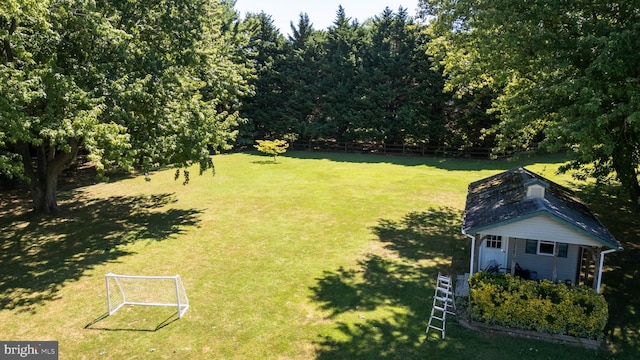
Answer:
xmin=507 ymin=238 xmax=580 ymax=283
xmin=484 ymin=215 xmax=600 ymax=247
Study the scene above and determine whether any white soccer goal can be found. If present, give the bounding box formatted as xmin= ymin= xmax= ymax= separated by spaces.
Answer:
xmin=105 ymin=273 xmax=189 ymax=318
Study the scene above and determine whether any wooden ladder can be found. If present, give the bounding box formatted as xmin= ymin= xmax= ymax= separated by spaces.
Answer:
xmin=426 ymin=272 xmax=456 ymax=339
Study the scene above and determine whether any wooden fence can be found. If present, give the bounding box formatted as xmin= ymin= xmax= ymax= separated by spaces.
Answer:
xmin=287 ymin=140 xmax=513 ymax=159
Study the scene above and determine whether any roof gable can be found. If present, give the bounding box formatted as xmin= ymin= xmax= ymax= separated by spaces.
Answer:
xmin=462 ymin=167 xmax=621 ymax=250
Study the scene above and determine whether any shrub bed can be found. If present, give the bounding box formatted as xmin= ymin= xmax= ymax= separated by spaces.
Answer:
xmin=468 ymin=272 xmax=608 ymax=340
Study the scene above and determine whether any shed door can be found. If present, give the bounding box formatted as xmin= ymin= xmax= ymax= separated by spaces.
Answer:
xmin=479 ymin=235 xmax=507 ymax=272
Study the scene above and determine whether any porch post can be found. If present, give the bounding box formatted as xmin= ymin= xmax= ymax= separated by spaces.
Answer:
xmin=552 ymin=242 xmax=559 ymax=283
xmin=466 ymin=233 xmax=476 ymax=275
xmin=473 ymin=235 xmax=485 ymax=274
xmin=510 ymin=238 xmax=517 ymax=276
xmin=596 ymin=249 xmax=617 ymax=294
xmin=591 ymin=248 xmax=602 ymax=291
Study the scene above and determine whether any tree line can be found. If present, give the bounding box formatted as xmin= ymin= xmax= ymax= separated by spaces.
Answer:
xmin=240 ymin=1 xmax=640 ymax=205
xmin=237 ymin=6 xmax=496 ymax=151
xmin=1 ymin=0 xmax=638 ymax=214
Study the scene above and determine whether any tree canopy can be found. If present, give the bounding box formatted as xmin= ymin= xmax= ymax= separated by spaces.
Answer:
xmin=254 ymin=139 xmax=289 ymax=163
xmin=4 ymin=0 xmax=637 ymax=213
xmin=239 ymin=7 xmax=454 ymax=148
xmin=0 ymin=0 xmax=252 ymax=213
xmin=421 ymin=0 xmax=640 ymax=204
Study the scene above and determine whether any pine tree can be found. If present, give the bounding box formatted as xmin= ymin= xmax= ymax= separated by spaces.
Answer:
xmin=238 ymin=12 xmax=289 ymax=144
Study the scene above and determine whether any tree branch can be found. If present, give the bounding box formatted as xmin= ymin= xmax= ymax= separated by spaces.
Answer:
xmin=2 ymin=17 xmax=16 ymax=63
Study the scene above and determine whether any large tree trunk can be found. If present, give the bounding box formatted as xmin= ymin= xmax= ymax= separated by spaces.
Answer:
xmin=16 ymin=139 xmax=80 ymax=214
xmin=30 ymin=167 xmax=61 ymax=214
xmin=612 ymin=140 xmax=640 ymax=206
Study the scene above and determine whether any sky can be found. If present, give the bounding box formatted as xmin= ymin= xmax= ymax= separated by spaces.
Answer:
xmin=233 ymin=0 xmax=420 ymax=36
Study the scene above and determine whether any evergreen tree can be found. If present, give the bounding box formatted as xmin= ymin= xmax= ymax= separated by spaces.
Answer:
xmin=282 ymin=14 xmax=325 ymax=141
xmin=238 ymin=12 xmax=289 ymax=144
xmin=232 ymin=4 xmax=475 ymax=153
xmin=319 ymin=6 xmax=365 ymax=141
xmin=403 ymin=16 xmax=449 ymax=147
xmin=361 ymin=7 xmax=414 ymax=143
xmin=359 ymin=7 xmax=448 ymax=146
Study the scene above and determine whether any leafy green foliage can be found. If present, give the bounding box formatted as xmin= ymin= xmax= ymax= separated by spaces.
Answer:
xmin=0 ymin=0 xmax=129 ymax=212
xmin=254 ymin=139 xmax=289 ymax=163
xmin=97 ymin=0 xmax=251 ymax=171
xmin=359 ymin=7 xmax=448 ymax=145
xmin=237 ymin=12 xmax=288 ymax=144
xmin=0 ymin=0 xmax=251 ymax=213
xmin=282 ymin=14 xmax=327 ymax=140
xmin=238 ymin=7 xmax=456 ymax=147
xmin=422 ymin=0 xmax=640 ymax=203
xmin=469 ymin=272 xmax=608 ymax=339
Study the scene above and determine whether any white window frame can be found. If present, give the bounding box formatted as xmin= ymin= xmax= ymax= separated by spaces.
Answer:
xmin=537 ymin=241 xmax=556 ymax=256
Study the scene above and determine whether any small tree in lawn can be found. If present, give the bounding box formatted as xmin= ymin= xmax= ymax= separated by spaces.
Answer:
xmin=255 ymin=140 xmax=289 ymax=163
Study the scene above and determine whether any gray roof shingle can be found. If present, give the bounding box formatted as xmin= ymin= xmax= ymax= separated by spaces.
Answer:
xmin=462 ymin=167 xmax=622 ymax=250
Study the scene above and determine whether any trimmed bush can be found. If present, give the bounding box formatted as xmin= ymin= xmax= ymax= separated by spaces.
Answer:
xmin=468 ymin=272 xmax=608 ymax=340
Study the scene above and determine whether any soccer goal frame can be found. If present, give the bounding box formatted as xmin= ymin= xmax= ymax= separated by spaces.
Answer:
xmin=105 ymin=273 xmax=189 ymax=318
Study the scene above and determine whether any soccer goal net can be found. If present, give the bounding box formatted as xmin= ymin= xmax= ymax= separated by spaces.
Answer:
xmin=105 ymin=273 xmax=189 ymax=318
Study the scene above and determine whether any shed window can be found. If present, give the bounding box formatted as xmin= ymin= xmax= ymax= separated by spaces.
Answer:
xmin=538 ymin=241 xmax=555 ymax=255
xmin=525 ymin=240 xmax=569 ymax=257
xmin=558 ymin=243 xmax=568 ymax=258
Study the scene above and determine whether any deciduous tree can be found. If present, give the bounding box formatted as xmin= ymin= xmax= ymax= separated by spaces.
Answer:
xmin=0 ymin=0 xmax=251 ymax=213
xmin=254 ymin=139 xmax=289 ymax=163
xmin=422 ymin=0 xmax=640 ymax=203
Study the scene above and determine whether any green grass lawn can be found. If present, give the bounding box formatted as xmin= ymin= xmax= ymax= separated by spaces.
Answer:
xmin=0 ymin=151 xmax=637 ymax=359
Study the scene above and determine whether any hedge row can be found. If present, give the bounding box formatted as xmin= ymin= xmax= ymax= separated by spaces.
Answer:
xmin=468 ymin=272 xmax=608 ymax=340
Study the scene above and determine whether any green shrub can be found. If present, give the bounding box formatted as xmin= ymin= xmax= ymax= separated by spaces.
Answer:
xmin=468 ymin=273 xmax=608 ymax=339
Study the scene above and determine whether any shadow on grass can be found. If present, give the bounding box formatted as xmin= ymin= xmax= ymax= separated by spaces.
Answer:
xmin=282 ymin=150 xmax=570 ymax=171
xmin=309 ymin=206 xmax=615 ymax=359
xmin=0 ymin=192 xmax=202 ymax=313
xmin=372 ymin=209 xmax=468 ymax=269
xmin=251 ymin=160 xmax=281 ymax=165
xmin=84 ymin=310 xmax=180 ymax=332
xmin=310 ymin=207 xmax=470 ymax=359
xmin=573 ymin=183 xmax=640 ymax=359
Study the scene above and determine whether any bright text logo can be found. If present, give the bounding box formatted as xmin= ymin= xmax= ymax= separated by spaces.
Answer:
xmin=1 ymin=341 xmax=58 ymax=359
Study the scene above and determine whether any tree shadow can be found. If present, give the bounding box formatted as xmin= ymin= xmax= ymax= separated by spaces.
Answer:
xmin=282 ymin=150 xmax=570 ymax=171
xmin=251 ymin=160 xmax=281 ymax=165
xmin=315 ymin=310 xmax=429 ymax=359
xmin=0 ymin=192 xmax=202 ymax=313
xmin=310 ymin=207 xmax=470 ymax=358
xmin=572 ymin=183 xmax=640 ymax=357
xmin=371 ymin=209 xmax=467 ymax=269
xmin=309 ymin=206 xmax=615 ymax=359
xmin=311 ymin=255 xmax=432 ymax=317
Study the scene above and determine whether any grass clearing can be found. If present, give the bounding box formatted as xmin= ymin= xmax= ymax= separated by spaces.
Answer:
xmin=0 ymin=151 xmax=637 ymax=359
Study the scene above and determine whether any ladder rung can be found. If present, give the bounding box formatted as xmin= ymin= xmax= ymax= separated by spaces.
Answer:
xmin=427 ymin=272 xmax=455 ymax=339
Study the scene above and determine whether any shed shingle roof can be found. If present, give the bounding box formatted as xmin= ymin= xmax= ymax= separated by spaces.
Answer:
xmin=462 ymin=167 xmax=622 ymax=250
